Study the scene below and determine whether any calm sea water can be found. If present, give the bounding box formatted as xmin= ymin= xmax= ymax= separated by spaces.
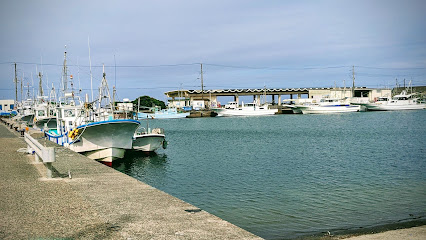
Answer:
xmin=113 ymin=111 xmax=426 ymax=240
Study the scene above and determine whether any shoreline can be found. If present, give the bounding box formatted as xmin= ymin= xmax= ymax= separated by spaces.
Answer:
xmin=296 ymin=219 xmax=426 ymax=240
xmin=338 ymin=225 xmax=426 ymax=240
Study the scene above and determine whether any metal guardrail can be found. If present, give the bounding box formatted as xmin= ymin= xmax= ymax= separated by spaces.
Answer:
xmin=24 ymin=132 xmax=56 ymax=178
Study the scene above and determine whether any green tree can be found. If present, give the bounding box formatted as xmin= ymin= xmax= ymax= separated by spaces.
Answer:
xmin=132 ymin=96 xmax=166 ymax=110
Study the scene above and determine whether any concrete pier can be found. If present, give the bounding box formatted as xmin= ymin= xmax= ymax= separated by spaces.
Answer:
xmin=0 ymin=122 xmax=262 ymax=240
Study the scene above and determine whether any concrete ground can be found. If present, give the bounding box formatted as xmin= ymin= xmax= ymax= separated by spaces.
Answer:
xmin=0 ymin=121 xmax=262 ymax=240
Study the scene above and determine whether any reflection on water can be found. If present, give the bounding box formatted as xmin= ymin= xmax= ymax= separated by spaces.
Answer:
xmin=113 ymin=151 xmax=169 ymax=185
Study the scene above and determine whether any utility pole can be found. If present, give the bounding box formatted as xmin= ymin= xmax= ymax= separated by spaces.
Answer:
xmin=14 ymin=63 xmax=18 ymax=105
xmin=352 ymin=65 xmax=355 ymax=97
xmin=200 ymin=63 xmax=204 ymax=108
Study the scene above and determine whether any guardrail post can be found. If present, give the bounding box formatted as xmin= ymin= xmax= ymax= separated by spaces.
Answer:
xmin=45 ymin=162 xmax=53 ymax=178
xmin=24 ymin=132 xmax=56 ymax=178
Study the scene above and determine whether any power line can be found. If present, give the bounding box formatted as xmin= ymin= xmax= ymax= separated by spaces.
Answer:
xmin=2 ymin=61 xmax=425 ymax=70
xmin=355 ymin=65 xmax=426 ymax=70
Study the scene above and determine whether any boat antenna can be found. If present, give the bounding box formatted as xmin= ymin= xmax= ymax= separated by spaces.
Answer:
xmin=63 ymin=46 xmax=68 ymax=92
xmin=88 ymin=36 xmax=93 ymax=102
xmin=114 ymin=54 xmax=117 ymax=88
xmin=30 ymin=72 xmax=34 ymax=100
xmin=77 ymin=57 xmax=81 ymax=93
xmin=113 ymin=54 xmax=117 ymax=109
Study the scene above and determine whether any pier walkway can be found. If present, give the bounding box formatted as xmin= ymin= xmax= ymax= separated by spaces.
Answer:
xmin=0 ymin=122 xmax=262 ymax=240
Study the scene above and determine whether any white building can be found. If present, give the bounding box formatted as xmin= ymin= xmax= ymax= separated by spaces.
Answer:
xmin=0 ymin=99 xmax=15 ymax=112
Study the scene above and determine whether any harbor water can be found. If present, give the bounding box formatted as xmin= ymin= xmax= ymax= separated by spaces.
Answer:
xmin=113 ymin=111 xmax=426 ymax=239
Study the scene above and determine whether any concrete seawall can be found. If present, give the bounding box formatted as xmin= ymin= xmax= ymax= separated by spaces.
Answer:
xmin=0 ymin=122 xmax=262 ymax=239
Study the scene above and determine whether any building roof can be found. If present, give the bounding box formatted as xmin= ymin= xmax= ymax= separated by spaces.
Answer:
xmin=165 ymin=87 xmax=374 ymax=97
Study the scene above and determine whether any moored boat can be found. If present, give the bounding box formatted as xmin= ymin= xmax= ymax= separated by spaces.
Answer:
xmin=45 ymin=49 xmax=140 ymax=166
xmin=132 ymin=126 xmax=166 ymax=152
xmin=33 ymin=96 xmax=57 ymax=131
xmin=217 ymin=101 xmax=278 ymax=116
xmin=296 ymin=98 xmax=360 ymax=114
xmin=363 ymin=91 xmax=426 ymax=111
xmin=137 ymin=107 xmax=189 ymax=119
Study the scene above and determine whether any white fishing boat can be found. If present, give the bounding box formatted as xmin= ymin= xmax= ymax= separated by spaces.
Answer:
xmin=33 ymin=96 xmax=57 ymax=130
xmin=137 ymin=107 xmax=189 ymax=119
xmin=132 ymin=126 xmax=167 ymax=152
xmin=296 ymin=98 xmax=361 ymax=114
xmin=364 ymin=90 xmax=426 ymax=111
xmin=217 ymin=100 xmax=278 ymax=116
xmin=33 ymin=77 xmax=58 ymax=130
xmin=45 ymin=49 xmax=140 ymax=166
xmin=15 ymin=98 xmax=34 ymax=125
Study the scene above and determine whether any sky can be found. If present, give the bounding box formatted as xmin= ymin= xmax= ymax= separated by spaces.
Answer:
xmin=1 ymin=0 xmax=425 ymax=102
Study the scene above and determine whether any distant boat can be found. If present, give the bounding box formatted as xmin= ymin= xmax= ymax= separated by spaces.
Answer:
xmin=137 ymin=108 xmax=189 ymax=119
xmin=217 ymin=101 xmax=278 ymax=116
xmin=0 ymin=110 xmax=17 ymax=116
xmin=363 ymin=90 xmax=426 ymax=111
xmin=14 ymin=99 xmax=35 ymax=125
xmin=132 ymin=126 xmax=167 ymax=152
xmin=295 ymin=98 xmax=361 ymax=114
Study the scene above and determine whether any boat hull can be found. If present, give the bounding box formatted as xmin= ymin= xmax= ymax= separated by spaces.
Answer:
xmin=34 ymin=117 xmax=57 ymax=130
xmin=137 ymin=112 xmax=190 ymax=119
xmin=365 ymin=103 xmax=426 ymax=111
xmin=218 ymin=108 xmax=278 ymax=116
xmin=82 ymin=148 xmax=126 ymax=166
xmin=46 ymin=119 xmax=140 ymax=163
xmin=20 ymin=114 xmax=34 ymax=125
xmin=300 ymin=105 xmax=360 ymax=114
xmin=133 ymin=134 xmax=165 ymax=152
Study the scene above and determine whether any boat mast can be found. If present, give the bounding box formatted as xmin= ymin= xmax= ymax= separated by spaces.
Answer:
xmin=63 ymin=48 xmax=68 ymax=92
xmin=98 ymin=65 xmax=114 ymax=119
xmin=112 ymin=54 xmax=118 ymax=111
xmin=49 ymin=83 xmax=56 ymax=114
xmin=38 ymin=72 xmax=43 ymax=97
xmin=343 ymin=79 xmax=346 ymax=98
xmin=88 ymin=37 xmax=94 ymax=102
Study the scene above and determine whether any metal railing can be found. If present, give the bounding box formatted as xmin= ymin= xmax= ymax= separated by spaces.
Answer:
xmin=24 ymin=132 xmax=56 ymax=178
